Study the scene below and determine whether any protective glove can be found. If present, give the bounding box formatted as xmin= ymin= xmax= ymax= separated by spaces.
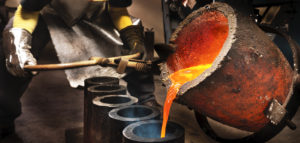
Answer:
xmin=2 ymin=28 xmax=37 ymax=77
xmin=119 ymin=25 xmax=147 ymax=60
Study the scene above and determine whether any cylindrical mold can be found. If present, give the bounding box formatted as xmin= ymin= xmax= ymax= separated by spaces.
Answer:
xmin=84 ymin=76 xmax=120 ymax=118
xmin=108 ymin=105 xmax=161 ymax=143
xmin=123 ymin=120 xmax=185 ymax=143
xmin=85 ymin=84 xmax=127 ymax=143
xmin=84 ymin=76 xmax=119 ymax=93
xmin=84 ymin=76 xmax=119 ymax=143
xmin=90 ymin=95 xmax=138 ymax=143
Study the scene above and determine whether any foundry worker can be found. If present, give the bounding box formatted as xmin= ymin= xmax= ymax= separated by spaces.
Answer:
xmin=0 ymin=0 xmax=157 ymax=138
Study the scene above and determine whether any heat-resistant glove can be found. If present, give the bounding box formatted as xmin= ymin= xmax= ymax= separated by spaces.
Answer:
xmin=119 ymin=25 xmax=147 ymax=60
xmin=3 ymin=28 xmax=37 ymax=77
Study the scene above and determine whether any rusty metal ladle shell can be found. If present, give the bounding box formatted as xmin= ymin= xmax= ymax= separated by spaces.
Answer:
xmin=160 ymin=1 xmax=300 ymax=132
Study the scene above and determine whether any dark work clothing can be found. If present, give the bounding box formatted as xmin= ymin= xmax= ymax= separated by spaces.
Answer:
xmin=0 ymin=16 xmax=50 ymax=124
xmin=123 ymin=71 xmax=155 ymax=103
xmin=0 ymin=0 xmax=6 ymax=5
xmin=109 ymin=0 xmax=132 ymax=7
xmin=21 ymin=0 xmax=51 ymax=11
xmin=194 ymin=0 xmax=212 ymax=9
xmin=0 ymin=1 xmax=7 ymax=34
xmin=20 ymin=0 xmax=132 ymax=11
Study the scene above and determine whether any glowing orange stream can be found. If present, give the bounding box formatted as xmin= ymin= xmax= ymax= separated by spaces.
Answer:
xmin=161 ymin=64 xmax=212 ymax=138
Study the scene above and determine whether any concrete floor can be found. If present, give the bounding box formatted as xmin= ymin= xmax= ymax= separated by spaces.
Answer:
xmin=0 ymin=42 xmax=299 ymax=143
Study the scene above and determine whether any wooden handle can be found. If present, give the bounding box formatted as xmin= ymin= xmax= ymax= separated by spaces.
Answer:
xmin=24 ymin=53 xmax=141 ymax=71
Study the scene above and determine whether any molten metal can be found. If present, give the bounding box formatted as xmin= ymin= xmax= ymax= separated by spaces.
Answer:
xmin=161 ymin=64 xmax=211 ymax=137
xmin=166 ymin=10 xmax=228 ymax=72
xmin=161 ymin=4 xmax=229 ymax=138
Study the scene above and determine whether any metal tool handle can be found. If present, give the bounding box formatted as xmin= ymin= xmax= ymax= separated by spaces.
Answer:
xmin=24 ymin=53 xmax=141 ymax=71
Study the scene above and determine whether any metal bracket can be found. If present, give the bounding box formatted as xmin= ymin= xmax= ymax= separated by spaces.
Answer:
xmin=265 ymin=99 xmax=287 ymax=125
xmin=116 ymin=58 xmax=128 ymax=74
xmin=145 ymin=29 xmax=155 ymax=60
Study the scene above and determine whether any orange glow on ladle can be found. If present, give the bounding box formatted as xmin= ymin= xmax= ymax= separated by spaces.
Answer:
xmin=161 ymin=64 xmax=212 ymax=138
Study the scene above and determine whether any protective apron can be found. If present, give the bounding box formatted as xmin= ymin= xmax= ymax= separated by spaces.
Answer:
xmin=41 ymin=0 xmax=125 ymax=88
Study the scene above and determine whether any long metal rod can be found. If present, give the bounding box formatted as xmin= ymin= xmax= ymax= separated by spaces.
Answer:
xmin=24 ymin=53 xmax=141 ymax=71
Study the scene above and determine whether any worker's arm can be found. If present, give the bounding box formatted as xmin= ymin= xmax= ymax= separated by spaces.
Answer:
xmin=13 ymin=5 xmax=39 ymax=34
xmin=108 ymin=6 xmax=132 ymax=30
xmin=108 ymin=1 xmax=146 ymax=59
xmin=3 ymin=0 xmax=50 ymax=77
xmin=13 ymin=0 xmax=50 ymax=33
